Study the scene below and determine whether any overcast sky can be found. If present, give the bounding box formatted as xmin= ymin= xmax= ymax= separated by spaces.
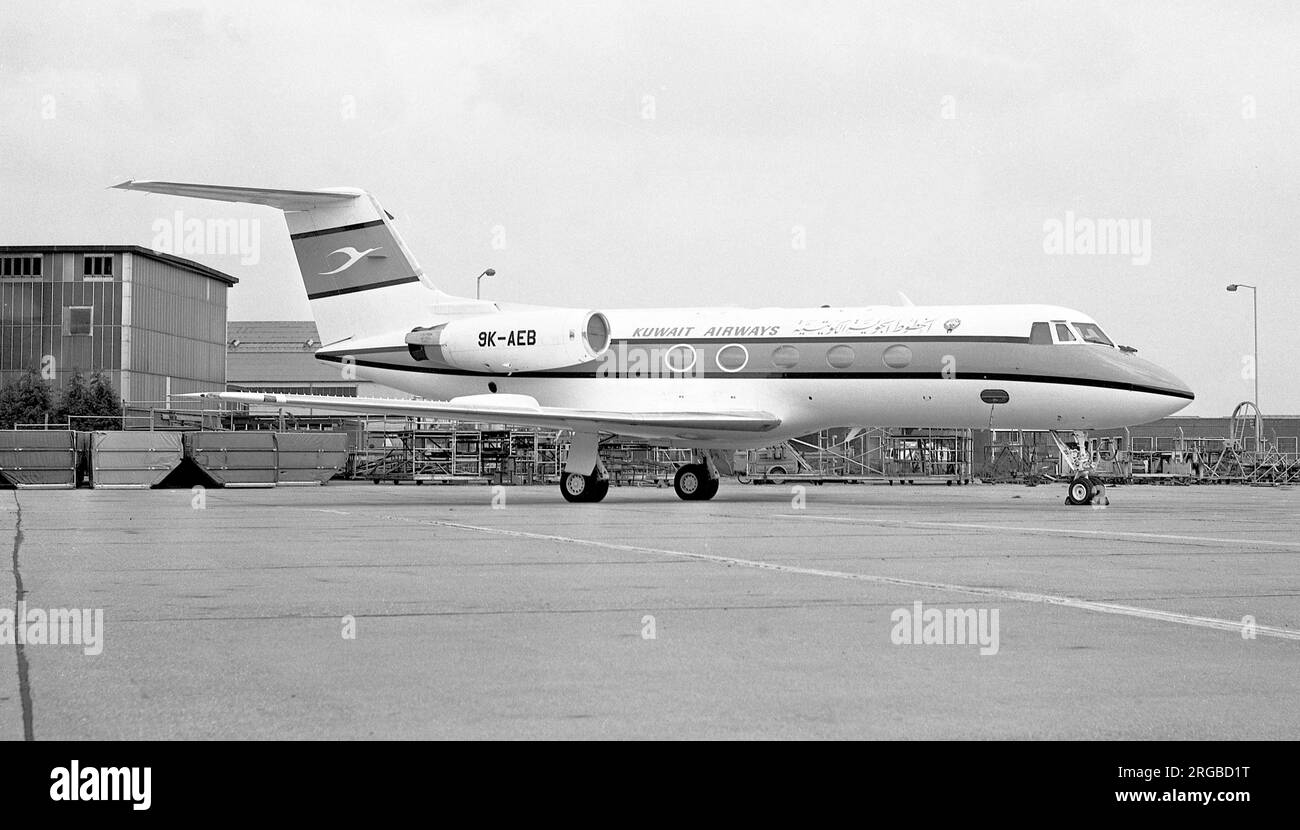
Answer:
xmin=2 ymin=0 xmax=1297 ymax=416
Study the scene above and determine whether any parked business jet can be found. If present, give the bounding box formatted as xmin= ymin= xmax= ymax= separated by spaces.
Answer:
xmin=114 ymin=180 xmax=1193 ymax=504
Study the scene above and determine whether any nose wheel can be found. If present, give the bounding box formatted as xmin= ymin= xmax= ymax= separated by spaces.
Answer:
xmin=1065 ymin=474 xmax=1108 ymax=506
xmin=674 ymin=464 xmax=720 ymax=501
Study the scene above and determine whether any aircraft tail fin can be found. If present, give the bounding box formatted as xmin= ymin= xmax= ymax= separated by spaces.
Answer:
xmin=112 ymin=179 xmax=451 ymax=344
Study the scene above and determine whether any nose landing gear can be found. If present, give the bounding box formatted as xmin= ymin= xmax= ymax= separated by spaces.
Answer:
xmin=1050 ymin=430 xmax=1112 ymax=507
xmin=1064 ymin=474 xmax=1108 ymax=506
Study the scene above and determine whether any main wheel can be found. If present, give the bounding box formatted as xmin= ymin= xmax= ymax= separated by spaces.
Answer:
xmin=1065 ymin=476 xmax=1093 ymax=505
xmin=587 ymin=477 xmax=609 ymax=503
xmin=561 ymin=472 xmax=593 ymax=502
xmin=674 ymin=464 xmax=707 ymax=500
xmin=698 ymin=476 xmax=719 ymax=500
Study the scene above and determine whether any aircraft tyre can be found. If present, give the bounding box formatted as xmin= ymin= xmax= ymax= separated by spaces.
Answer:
xmin=561 ymin=472 xmax=608 ymax=503
xmin=1065 ymin=476 xmax=1094 ymax=506
xmin=675 ymin=464 xmax=714 ymax=500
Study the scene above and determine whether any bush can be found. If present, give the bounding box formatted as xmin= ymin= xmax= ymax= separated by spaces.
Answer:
xmin=0 ymin=369 xmax=56 ymax=429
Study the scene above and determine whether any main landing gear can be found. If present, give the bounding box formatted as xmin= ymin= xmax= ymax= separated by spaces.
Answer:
xmin=673 ymin=464 xmax=719 ymax=500
xmin=560 ymin=470 xmax=610 ymax=503
xmin=673 ymin=454 xmax=723 ymax=501
xmin=559 ymin=431 xmax=610 ymax=502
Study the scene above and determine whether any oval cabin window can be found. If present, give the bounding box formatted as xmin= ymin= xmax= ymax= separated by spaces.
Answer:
xmin=664 ymin=344 xmax=697 ymax=373
xmin=771 ymin=345 xmax=800 ymax=369
xmin=881 ymin=344 xmax=912 ymax=369
xmin=826 ymin=345 xmax=856 ymax=369
xmin=980 ymin=389 xmax=1011 ymax=404
xmin=715 ymin=344 xmax=749 ymax=372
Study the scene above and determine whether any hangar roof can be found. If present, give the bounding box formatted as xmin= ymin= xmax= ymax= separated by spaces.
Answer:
xmin=0 ymin=244 xmax=239 ymax=286
xmin=226 ymin=320 xmax=345 ymax=384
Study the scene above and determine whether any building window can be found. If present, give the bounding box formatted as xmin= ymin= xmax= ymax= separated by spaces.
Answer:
xmin=0 ymin=255 xmax=42 ymax=277
xmin=64 ymin=306 xmax=93 ymax=336
xmin=83 ymin=254 xmax=114 ymax=278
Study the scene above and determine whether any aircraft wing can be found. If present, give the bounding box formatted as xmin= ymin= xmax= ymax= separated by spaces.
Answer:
xmin=183 ymin=392 xmax=781 ymax=439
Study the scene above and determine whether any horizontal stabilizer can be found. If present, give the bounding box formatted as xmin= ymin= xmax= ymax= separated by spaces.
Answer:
xmin=112 ymin=180 xmax=360 ymax=211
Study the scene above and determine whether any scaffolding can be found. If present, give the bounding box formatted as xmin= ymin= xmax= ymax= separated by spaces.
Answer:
xmin=738 ymin=428 xmax=973 ymax=484
xmin=344 ymin=419 xmax=687 ymax=486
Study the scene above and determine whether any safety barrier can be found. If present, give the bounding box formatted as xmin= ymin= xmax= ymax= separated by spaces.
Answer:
xmin=0 ymin=430 xmax=79 ymax=488
xmin=274 ymin=432 xmax=349 ymax=485
xmin=89 ymin=431 xmax=185 ymax=489
xmin=183 ymin=431 xmax=279 ymax=487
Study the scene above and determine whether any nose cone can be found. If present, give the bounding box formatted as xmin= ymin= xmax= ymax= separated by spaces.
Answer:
xmin=1098 ymin=348 xmax=1194 ymax=420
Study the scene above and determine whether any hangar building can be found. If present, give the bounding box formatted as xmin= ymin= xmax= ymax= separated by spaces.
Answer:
xmin=225 ymin=320 xmax=412 ymax=412
xmin=0 ymin=245 xmax=235 ymax=408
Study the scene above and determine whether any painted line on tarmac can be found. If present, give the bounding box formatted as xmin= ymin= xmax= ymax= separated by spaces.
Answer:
xmin=790 ymin=514 xmax=1300 ymax=550
xmin=307 ymin=508 xmax=1300 ymax=643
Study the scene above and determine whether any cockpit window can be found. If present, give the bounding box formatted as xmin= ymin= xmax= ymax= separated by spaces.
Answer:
xmin=1072 ymin=322 xmax=1114 ymax=347
xmin=1029 ymin=322 xmax=1052 ymax=344
xmin=1054 ymin=323 xmax=1076 ymax=342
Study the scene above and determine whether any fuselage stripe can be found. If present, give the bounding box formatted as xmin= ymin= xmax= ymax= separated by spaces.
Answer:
xmin=313 ymin=353 xmax=1193 ymax=400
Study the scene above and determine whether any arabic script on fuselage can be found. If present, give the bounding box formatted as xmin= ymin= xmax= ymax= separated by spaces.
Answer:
xmin=792 ymin=317 xmax=937 ymax=336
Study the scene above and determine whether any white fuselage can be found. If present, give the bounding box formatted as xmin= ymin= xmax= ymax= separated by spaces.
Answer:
xmin=321 ymin=302 xmax=1194 ymax=447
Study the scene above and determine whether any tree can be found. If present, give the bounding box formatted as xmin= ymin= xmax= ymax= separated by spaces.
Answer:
xmin=55 ymin=371 xmax=123 ymax=431
xmin=88 ymin=372 xmax=124 ymax=430
xmin=0 ymin=369 xmax=56 ymax=429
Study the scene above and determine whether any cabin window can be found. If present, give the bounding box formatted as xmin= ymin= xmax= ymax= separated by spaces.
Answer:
xmin=715 ymin=343 xmax=749 ymax=372
xmin=771 ymin=345 xmax=800 ymax=369
xmin=826 ymin=345 xmax=855 ymax=369
xmin=664 ymin=344 xmax=697 ymax=373
xmin=881 ymin=344 xmax=912 ymax=369
xmin=980 ymin=389 xmax=1010 ymax=404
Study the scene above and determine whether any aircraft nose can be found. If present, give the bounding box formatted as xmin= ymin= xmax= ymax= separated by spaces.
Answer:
xmin=1116 ymin=350 xmax=1194 ymax=412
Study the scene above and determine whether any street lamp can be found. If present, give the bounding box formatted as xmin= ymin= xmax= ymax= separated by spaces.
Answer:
xmin=1225 ymin=283 xmax=1259 ymax=414
xmin=476 ymin=268 xmax=496 ymax=299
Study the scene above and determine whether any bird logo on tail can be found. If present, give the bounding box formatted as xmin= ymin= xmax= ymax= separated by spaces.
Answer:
xmin=320 ymin=246 xmax=382 ymax=275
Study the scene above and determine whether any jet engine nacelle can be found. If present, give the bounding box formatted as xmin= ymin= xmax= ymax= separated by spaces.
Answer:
xmin=406 ymin=309 xmax=611 ymax=373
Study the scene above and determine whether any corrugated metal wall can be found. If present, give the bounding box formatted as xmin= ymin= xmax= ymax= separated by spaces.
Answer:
xmin=126 ymin=254 xmax=228 ymax=407
xmin=0 ymin=253 xmax=124 ymax=390
xmin=1 ymin=250 xmax=229 ymax=410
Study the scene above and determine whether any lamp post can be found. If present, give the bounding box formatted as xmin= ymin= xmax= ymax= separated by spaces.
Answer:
xmin=1227 ymin=283 xmax=1258 ymax=447
xmin=476 ymin=268 xmax=495 ymax=299
xmin=1225 ymin=283 xmax=1259 ymax=413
